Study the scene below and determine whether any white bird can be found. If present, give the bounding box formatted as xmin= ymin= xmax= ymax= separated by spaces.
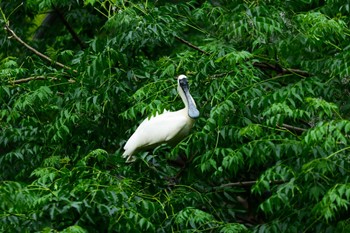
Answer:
xmin=122 ymin=75 xmax=200 ymax=162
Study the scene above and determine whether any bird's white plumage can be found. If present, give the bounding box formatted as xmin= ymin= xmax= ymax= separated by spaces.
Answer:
xmin=122 ymin=75 xmax=198 ymax=162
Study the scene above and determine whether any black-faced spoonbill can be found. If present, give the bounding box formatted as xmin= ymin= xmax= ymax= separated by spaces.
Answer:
xmin=122 ymin=75 xmax=199 ymax=162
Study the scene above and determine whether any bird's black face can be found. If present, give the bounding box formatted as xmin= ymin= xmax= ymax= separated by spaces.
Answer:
xmin=178 ymin=76 xmax=200 ymax=119
xmin=179 ymin=77 xmax=189 ymax=88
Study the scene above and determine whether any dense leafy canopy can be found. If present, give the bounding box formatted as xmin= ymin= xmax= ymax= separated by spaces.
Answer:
xmin=1 ymin=0 xmax=350 ymax=232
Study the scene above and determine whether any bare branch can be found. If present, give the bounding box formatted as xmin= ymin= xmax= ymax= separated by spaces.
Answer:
xmin=4 ymin=23 xmax=77 ymax=73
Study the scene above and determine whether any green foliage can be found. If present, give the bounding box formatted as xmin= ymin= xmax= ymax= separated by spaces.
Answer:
xmin=1 ymin=0 xmax=350 ymax=232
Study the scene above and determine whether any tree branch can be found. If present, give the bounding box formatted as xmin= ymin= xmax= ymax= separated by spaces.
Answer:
xmin=8 ymin=76 xmax=75 ymax=84
xmin=210 ymin=71 xmax=235 ymax=79
xmin=9 ymin=76 xmax=47 ymax=84
xmin=173 ymin=35 xmax=310 ymax=78
xmin=218 ymin=180 xmax=284 ymax=188
xmin=253 ymin=62 xmax=310 ymax=77
xmin=175 ymin=35 xmax=210 ymax=55
xmin=279 ymin=123 xmax=308 ymax=133
xmin=4 ymin=23 xmax=77 ymax=73
xmin=54 ymin=8 xmax=87 ymax=49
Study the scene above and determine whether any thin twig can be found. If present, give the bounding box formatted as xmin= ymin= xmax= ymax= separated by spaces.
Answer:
xmin=4 ymin=23 xmax=77 ymax=73
xmin=279 ymin=123 xmax=308 ymax=133
xmin=218 ymin=180 xmax=284 ymax=188
xmin=9 ymin=76 xmax=48 ymax=84
xmin=210 ymin=71 xmax=235 ymax=79
xmin=175 ymin=35 xmax=210 ymax=55
xmin=8 ymin=76 xmax=76 ymax=84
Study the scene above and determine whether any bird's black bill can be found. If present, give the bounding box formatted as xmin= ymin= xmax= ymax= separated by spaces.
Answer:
xmin=179 ymin=78 xmax=200 ymax=119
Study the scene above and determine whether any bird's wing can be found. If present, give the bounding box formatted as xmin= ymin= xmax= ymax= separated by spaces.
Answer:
xmin=123 ymin=111 xmax=189 ymax=156
xmin=154 ymin=112 xmax=189 ymax=142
